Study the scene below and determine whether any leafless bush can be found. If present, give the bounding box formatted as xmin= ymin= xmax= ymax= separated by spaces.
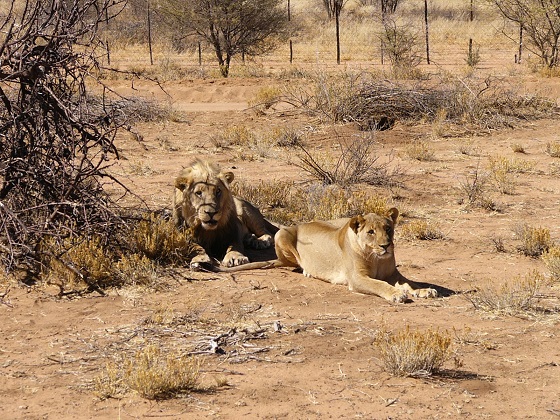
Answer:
xmin=379 ymin=18 xmax=422 ymax=69
xmin=294 ymin=133 xmax=404 ymax=188
xmin=356 ymin=78 xmax=556 ymax=130
xmin=283 ymin=73 xmax=557 ymax=131
xmin=0 ymin=0 xmax=139 ymax=279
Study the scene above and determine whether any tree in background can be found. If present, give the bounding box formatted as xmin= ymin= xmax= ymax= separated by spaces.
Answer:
xmin=159 ymin=0 xmax=291 ymax=77
xmin=319 ymin=0 xmax=347 ymax=64
xmin=493 ymin=0 xmax=560 ymax=68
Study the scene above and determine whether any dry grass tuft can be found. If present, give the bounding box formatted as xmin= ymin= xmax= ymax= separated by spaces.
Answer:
xmin=266 ymin=126 xmax=305 ymax=148
xmin=466 ymin=271 xmax=545 ymax=316
xmin=375 ymin=325 xmax=454 ymax=377
xmin=515 ymin=224 xmax=553 ymax=257
xmin=458 ymin=165 xmax=500 ymax=211
xmin=542 ymin=246 xmax=560 ymax=282
xmin=249 ymin=86 xmax=282 ymax=112
xmin=95 ymin=345 xmax=201 ymax=400
xmin=211 ymin=125 xmax=257 ymax=148
xmin=406 ymin=141 xmax=436 ymax=161
xmin=510 ymin=143 xmax=526 ymax=153
xmin=113 ymin=253 xmax=159 ymax=287
xmin=400 ymin=219 xmax=445 ymax=240
xmin=124 ymin=345 xmax=201 ymax=399
xmin=232 ymin=180 xmax=391 ymax=225
xmin=43 ymin=236 xmax=116 ymax=292
xmin=130 ymin=214 xmax=198 ymax=265
xmin=42 ymin=232 xmax=165 ymax=293
xmin=545 ymin=141 xmax=560 ymax=157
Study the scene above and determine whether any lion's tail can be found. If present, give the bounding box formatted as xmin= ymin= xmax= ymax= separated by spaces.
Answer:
xmin=214 ymin=259 xmax=285 ymax=273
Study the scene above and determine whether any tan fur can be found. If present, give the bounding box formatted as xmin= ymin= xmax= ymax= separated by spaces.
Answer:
xmin=221 ymin=208 xmax=437 ymax=303
xmin=173 ymin=159 xmax=278 ymax=269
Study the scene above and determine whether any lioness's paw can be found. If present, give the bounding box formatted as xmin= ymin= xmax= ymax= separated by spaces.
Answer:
xmin=412 ymin=288 xmax=438 ymax=299
xmin=223 ymin=252 xmax=250 ymax=267
xmin=390 ymin=290 xmax=409 ymax=303
xmin=245 ymin=234 xmax=274 ymax=249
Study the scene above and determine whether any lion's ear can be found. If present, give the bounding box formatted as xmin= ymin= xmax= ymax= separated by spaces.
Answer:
xmin=222 ymin=171 xmax=234 ymax=184
xmin=387 ymin=207 xmax=399 ymax=224
xmin=349 ymin=215 xmax=365 ymax=234
xmin=175 ymin=177 xmax=189 ymax=191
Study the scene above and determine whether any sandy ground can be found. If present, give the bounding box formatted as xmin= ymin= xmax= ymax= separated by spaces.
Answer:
xmin=2 ymin=68 xmax=560 ymax=419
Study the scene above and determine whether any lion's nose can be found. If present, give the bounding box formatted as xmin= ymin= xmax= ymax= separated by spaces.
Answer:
xmin=205 ymin=210 xmax=217 ymax=219
xmin=380 ymin=243 xmax=390 ymax=251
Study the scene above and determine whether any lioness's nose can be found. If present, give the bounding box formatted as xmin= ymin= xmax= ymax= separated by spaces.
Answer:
xmin=380 ymin=243 xmax=390 ymax=250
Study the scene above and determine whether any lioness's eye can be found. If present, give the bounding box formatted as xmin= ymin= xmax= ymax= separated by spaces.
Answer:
xmin=368 ymin=229 xmax=375 ymax=235
xmin=195 ymin=190 xmax=202 ymax=197
xmin=215 ymin=188 xmax=221 ymax=197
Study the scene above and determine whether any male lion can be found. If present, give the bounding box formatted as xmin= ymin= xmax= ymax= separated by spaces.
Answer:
xmin=223 ymin=208 xmax=437 ymax=303
xmin=173 ymin=159 xmax=278 ymax=269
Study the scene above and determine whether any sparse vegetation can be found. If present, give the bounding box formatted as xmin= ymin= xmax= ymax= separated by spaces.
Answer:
xmin=542 ymin=246 xmax=560 ymax=281
xmin=283 ymin=73 xmax=557 ymax=131
xmin=3 ymin=0 xmax=560 ymax=416
xmin=459 ymin=165 xmax=499 ymax=210
xmin=545 ymin=141 xmax=560 ymax=157
xmin=131 ymin=214 xmax=198 ymax=264
xmin=40 ymin=214 xmax=196 ymax=294
xmin=95 ymin=345 xmax=201 ymax=400
xmin=516 ymin=224 xmax=553 ymax=257
xmin=466 ymin=271 xmax=545 ymax=316
xmin=406 ymin=141 xmax=436 ymax=161
xmin=375 ymin=325 xmax=455 ymax=377
xmin=231 ymin=180 xmax=390 ymax=225
xmin=42 ymin=236 xmax=117 ymax=293
xmin=400 ymin=220 xmax=445 ymax=240
xmin=510 ymin=143 xmax=526 ymax=153
xmin=294 ymin=134 xmax=404 ymax=188
xmin=249 ymin=86 xmax=282 ymax=112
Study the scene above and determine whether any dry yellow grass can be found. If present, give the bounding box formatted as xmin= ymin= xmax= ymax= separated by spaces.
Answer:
xmin=375 ymin=325 xmax=455 ymax=377
xmin=542 ymin=246 xmax=560 ymax=282
xmin=94 ymin=345 xmax=201 ymax=400
xmin=466 ymin=270 xmax=545 ymax=316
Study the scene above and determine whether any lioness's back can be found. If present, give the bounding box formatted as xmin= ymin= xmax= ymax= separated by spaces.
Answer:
xmin=288 ymin=220 xmax=349 ymax=283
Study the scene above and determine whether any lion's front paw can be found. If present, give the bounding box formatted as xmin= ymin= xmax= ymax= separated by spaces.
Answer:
xmin=190 ymin=254 xmax=213 ymax=271
xmin=245 ymin=234 xmax=274 ymax=249
xmin=223 ymin=251 xmax=250 ymax=267
xmin=411 ymin=288 xmax=438 ymax=299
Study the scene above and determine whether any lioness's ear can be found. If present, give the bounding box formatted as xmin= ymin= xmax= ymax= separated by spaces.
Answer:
xmin=349 ymin=215 xmax=365 ymax=234
xmin=222 ymin=171 xmax=234 ymax=185
xmin=387 ymin=207 xmax=399 ymax=224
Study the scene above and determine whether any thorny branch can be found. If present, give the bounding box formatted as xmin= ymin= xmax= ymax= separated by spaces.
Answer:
xmin=0 ymin=0 xmax=138 ymax=279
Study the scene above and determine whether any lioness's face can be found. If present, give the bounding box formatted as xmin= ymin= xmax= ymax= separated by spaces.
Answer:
xmin=350 ymin=209 xmax=398 ymax=257
xmin=189 ymin=181 xmax=227 ymax=230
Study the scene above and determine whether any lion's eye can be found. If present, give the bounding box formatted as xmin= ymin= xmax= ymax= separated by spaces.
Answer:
xmin=215 ymin=188 xmax=221 ymax=198
xmin=195 ymin=190 xmax=203 ymax=197
xmin=367 ymin=229 xmax=375 ymax=235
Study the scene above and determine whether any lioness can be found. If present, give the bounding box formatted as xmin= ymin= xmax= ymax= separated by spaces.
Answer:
xmin=173 ymin=159 xmax=278 ymax=269
xmin=223 ymin=208 xmax=437 ymax=303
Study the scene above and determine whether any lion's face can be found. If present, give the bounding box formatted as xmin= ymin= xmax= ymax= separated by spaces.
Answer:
xmin=349 ymin=208 xmax=398 ymax=257
xmin=175 ymin=161 xmax=235 ymax=231
xmin=188 ymin=180 xmax=229 ymax=230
